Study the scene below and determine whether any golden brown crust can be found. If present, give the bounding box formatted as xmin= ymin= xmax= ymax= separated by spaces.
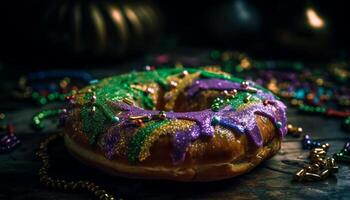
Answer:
xmin=64 ymin=113 xmax=281 ymax=181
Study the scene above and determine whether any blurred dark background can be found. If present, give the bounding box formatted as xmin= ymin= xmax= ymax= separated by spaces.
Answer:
xmin=0 ymin=0 xmax=349 ymax=66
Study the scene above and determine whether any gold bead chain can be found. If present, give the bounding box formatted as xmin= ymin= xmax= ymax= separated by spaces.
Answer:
xmin=36 ymin=133 xmax=121 ymax=200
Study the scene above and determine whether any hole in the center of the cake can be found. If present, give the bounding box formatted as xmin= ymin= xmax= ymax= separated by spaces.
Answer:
xmin=158 ymin=90 xmax=224 ymax=112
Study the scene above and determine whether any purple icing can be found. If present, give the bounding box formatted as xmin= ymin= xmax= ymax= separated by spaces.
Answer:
xmin=187 ymin=78 xmax=260 ymax=97
xmin=101 ymin=78 xmax=287 ymax=163
xmin=102 ymin=125 xmax=136 ymax=159
xmin=187 ymin=79 xmax=242 ymax=96
xmin=173 ymin=125 xmax=200 ymax=163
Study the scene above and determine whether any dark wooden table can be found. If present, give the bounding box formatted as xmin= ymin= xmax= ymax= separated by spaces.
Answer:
xmin=0 ymin=52 xmax=349 ymax=200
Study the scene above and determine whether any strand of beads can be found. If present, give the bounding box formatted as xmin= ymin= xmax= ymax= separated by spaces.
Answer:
xmin=212 ymin=51 xmax=253 ymax=73
xmin=32 ymin=109 xmax=66 ymax=130
xmin=287 ymin=124 xmax=303 ymax=138
xmin=329 ymin=62 xmax=350 ymax=83
xmin=302 ymin=134 xmax=322 ymax=150
xmin=37 ymin=133 xmax=120 ymax=200
xmin=31 ymin=91 xmax=71 ymax=106
xmin=266 ymin=69 xmax=349 ymax=132
xmin=209 ymin=50 xmax=350 ymax=132
xmin=14 ymin=70 xmax=94 ymax=105
xmin=0 ymin=113 xmax=20 ymax=153
xmin=299 ymin=105 xmax=350 ymax=130
xmin=294 ymin=143 xmax=339 ymax=182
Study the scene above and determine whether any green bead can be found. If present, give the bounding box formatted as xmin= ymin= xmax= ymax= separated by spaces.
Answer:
xmin=211 ymin=116 xmax=221 ymax=125
xmin=211 ymin=107 xmax=219 ymax=112
xmin=111 ymin=116 xmax=119 ymax=123
xmin=276 ymin=121 xmax=282 ymax=128
xmin=32 ymin=109 xmax=63 ymax=130
xmin=39 ymin=98 xmax=47 ymax=105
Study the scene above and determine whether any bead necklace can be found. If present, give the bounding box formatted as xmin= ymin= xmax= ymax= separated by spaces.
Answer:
xmin=148 ymin=51 xmax=350 ymax=131
xmin=177 ymin=51 xmax=350 ymax=181
xmin=36 ymin=133 xmax=120 ymax=200
xmin=24 ymin=57 xmax=350 ymax=195
xmin=32 ymin=108 xmax=66 ymax=130
xmin=14 ymin=70 xmax=94 ymax=105
xmin=209 ymin=50 xmax=350 ymax=132
xmin=12 ymin=71 xmax=120 ymax=199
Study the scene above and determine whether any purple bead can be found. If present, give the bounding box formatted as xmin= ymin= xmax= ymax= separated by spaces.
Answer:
xmin=344 ymin=141 xmax=350 ymax=152
xmin=58 ymin=109 xmax=68 ymax=127
xmin=0 ymin=134 xmax=20 ymax=153
xmin=302 ymin=134 xmax=322 ymax=149
xmin=302 ymin=135 xmax=311 ymax=149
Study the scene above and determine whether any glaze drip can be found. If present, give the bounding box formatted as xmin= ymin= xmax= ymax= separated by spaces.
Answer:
xmin=106 ymin=96 xmax=287 ymax=162
xmin=70 ymin=68 xmax=287 ymax=164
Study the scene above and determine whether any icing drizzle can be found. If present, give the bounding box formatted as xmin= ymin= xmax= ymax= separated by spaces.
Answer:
xmin=72 ymin=68 xmax=287 ymax=164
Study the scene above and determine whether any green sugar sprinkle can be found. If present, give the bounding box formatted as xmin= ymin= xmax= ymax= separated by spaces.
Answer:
xmin=230 ymin=92 xmax=262 ymax=110
xmin=128 ymin=120 xmax=170 ymax=164
xmin=81 ymin=104 xmax=107 ymax=145
xmin=79 ymin=68 xmax=270 ymax=145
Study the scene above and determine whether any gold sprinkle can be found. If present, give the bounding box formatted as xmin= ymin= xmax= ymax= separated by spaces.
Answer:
xmin=146 ymin=87 xmax=155 ymax=94
xmin=91 ymin=106 xmax=96 ymax=113
xmin=129 ymin=115 xmax=150 ymax=120
xmin=243 ymin=94 xmax=251 ymax=103
xmin=170 ymin=81 xmax=178 ymax=88
xmin=215 ymin=126 xmax=235 ymax=141
xmin=247 ymin=87 xmax=258 ymax=93
xmin=139 ymin=120 xmax=195 ymax=161
xmin=182 ymin=70 xmax=189 ymax=76
xmin=122 ymin=98 xmax=134 ymax=105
